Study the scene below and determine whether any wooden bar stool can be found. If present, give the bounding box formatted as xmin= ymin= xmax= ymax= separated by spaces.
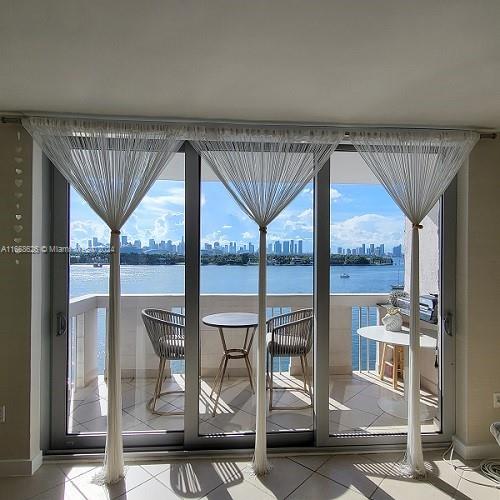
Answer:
xmin=379 ymin=343 xmax=404 ymax=389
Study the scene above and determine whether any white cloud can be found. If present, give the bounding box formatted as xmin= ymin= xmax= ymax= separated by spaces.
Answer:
xmin=70 ymin=219 xmax=108 ymax=246
xmin=331 ymin=213 xmax=404 ymax=249
xmin=201 ymin=229 xmax=230 ymax=245
xmin=330 ymin=188 xmax=342 ymax=201
xmin=222 ymin=225 xmax=232 ymax=229
xmin=241 ymin=231 xmax=254 ymax=240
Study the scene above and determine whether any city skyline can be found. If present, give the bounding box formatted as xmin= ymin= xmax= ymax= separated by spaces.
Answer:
xmin=75 ymin=236 xmax=402 ymax=257
xmin=70 ymin=180 xmax=405 ymax=253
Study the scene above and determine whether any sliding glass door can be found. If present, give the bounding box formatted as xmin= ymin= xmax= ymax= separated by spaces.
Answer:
xmin=51 ymin=152 xmax=186 ymax=450
xmin=315 ymin=148 xmax=456 ymax=447
xmin=48 ymin=143 xmax=455 ymax=453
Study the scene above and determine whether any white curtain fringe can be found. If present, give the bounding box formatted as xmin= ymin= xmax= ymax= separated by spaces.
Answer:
xmin=23 ymin=116 xmax=183 ymax=484
xmin=351 ymin=129 xmax=479 ymax=478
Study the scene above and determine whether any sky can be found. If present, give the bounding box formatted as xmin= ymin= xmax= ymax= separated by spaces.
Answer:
xmin=70 ymin=175 xmax=405 ymax=253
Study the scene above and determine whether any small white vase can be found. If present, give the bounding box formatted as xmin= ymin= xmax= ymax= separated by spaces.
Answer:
xmin=382 ymin=312 xmax=403 ymax=332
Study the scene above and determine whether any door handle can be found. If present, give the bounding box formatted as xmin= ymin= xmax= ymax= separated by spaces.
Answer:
xmin=56 ymin=312 xmax=67 ymax=336
xmin=444 ymin=312 xmax=453 ymax=336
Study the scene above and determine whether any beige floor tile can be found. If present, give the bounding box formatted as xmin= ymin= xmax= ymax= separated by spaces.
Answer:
xmin=71 ymin=399 xmax=107 ymax=424
xmin=202 ymin=408 xmax=256 ymax=433
xmin=344 ymin=392 xmax=385 ymax=416
xmin=147 ymin=414 xmax=184 ymax=431
xmin=329 ymin=381 xmax=370 ymax=404
xmin=456 ymin=467 xmax=500 ymax=500
xmin=58 ymin=463 xmax=97 ymax=480
xmin=139 ymin=461 xmax=172 ymax=477
xmin=317 ymin=454 xmax=388 ymax=497
xmin=267 ymin=410 xmax=313 ymax=431
xmin=30 ymin=480 xmax=86 ymax=500
xmin=329 ymin=408 xmax=380 ymax=430
xmin=0 ymin=465 xmax=67 ymax=500
xmin=115 ymin=477 xmax=179 ymax=499
xmin=157 ymin=460 xmax=243 ymax=498
xmin=204 ymin=478 xmax=276 ymax=499
xmin=287 ymin=472 xmax=365 ymax=499
xmin=81 ymin=411 xmax=143 ymax=432
xmin=289 ymin=454 xmax=331 ymax=471
xmin=71 ymin=464 xmax=152 ymax=500
xmin=242 ymin=457 xmax=313 ymax=499
xmin=373 ymin=474 xmax=456 ymax=500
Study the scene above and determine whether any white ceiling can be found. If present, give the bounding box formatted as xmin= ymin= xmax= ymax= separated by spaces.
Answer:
xmin=1 ymin=1 xmax=500 ymax=130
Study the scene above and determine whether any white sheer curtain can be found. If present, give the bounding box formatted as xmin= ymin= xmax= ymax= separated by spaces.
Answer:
xmin=350 ymin=129 xmax=479 ymax=477
xmin=191 ymin=126 xmax=343 ymax=474
xmin=23 ymin=117 xmax=183 ymax=484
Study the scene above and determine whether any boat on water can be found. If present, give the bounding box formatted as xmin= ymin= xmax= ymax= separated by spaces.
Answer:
xmin=391 ymin=283 xmax=404 ymax=290
xmin=340 ymin=273 xmax=350 ymax=278
xmin=93 ymin=263 xmax=103 ymax=268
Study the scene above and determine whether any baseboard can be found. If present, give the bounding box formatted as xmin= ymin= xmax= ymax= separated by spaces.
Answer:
xmin=453 ymin=436 xmax=500 ymax=460
xmin=0 ymin=451 xmax=43 ymax=477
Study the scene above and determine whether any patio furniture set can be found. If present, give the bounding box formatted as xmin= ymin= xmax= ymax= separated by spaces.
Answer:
xmin=141 ymin=307 xmax=314 ymax=416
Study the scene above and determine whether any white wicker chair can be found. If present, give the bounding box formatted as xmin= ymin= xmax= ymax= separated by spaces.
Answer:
xmin=141 ymin=308 xmax=185 ymax=416
xmin=266 ymin=308 xmax=313 ymax=411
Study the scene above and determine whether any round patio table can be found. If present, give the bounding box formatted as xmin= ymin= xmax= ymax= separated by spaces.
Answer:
xmin=202 ymin=312 xmax=258 ymax=416
xmin=357 ymin=325 xmax=437 ymax=421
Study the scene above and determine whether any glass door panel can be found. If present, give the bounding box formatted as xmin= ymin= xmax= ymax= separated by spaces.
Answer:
xmin=198 ymin=159 xmax=314 ymax=436
xmin=61 ymin=153 xmax=186 ymax=447
xmin=327 ymin=150 xmax=441 ymax=439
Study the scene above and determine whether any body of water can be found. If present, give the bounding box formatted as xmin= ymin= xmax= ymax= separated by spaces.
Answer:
xmin=70 ymin=258 xmax=404 ymax=374
xmin=70 ymin=258 xmax=404 ymax=297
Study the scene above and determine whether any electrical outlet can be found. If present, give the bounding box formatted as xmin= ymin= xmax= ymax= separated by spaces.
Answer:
xmin=0 ymin=405 xmax=5 ymax=423
xmin=494 ymin=393 xmax=500 ymax=409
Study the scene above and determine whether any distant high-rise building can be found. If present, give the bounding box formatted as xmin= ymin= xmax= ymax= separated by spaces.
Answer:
xmin=92 ymin=237 xmax=98 ymax=247
xmin=248 ymin=242 xmax=255 ymax=254
xmin=337 ymin=246 xmax=343 ymax=254
xmin=133 ymin=239 xmax=141 ymax=248
xmin=88 ymin=239 xmax=92 ymax=249
xmin=370 ymin=243 xmax=375 ymax=255
xmin=347 ymin=248 xmax=351 ymax=255
xmin=290 ymin=240 xmax=295 ymax=254
xmin=361 ymin=243 xmax=366 ymax=255
xmin=121 ymin=235 xmax=128 ymax=246
xmin=149 ymin=238 xmax=156 ymax=249
xmin=380 ymin=244 xmax=385 ymax=256
xmin=393 ymin=244 xmax=402 ymax=257
xmin=204 ymin=243 xmax=212 ymax=251
xmin=267 ymin=243 xmax=273 ymax=254
xmin=283 ymin=241 xmax=290 ymax=254
xmin=375 ymin=246 xmax=381 ymax=256
xmin=177 ymin=237 xmax=185 ymax=255
xmin=274 ymin=240 xmax=282 ymax=255
xmin=298 ymin=240 xmax=303 ymax=254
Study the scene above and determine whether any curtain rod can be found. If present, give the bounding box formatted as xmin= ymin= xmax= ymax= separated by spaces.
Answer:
xmin=1 ymin=114 xmax=497 ymax=139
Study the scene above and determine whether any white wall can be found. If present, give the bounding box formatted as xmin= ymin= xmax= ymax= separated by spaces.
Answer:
xmin=455 ymin=137 xmax=500 ymax=456
xmin=0 ymin=125 xmax=43 ymax=475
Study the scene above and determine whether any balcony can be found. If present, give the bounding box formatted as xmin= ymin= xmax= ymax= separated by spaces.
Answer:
xmin=67 ymin=293 xmax=439 ymax=436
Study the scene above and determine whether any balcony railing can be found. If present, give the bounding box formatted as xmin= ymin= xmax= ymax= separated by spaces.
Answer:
xmin=68 ymin=292 xmax=391 ymax=390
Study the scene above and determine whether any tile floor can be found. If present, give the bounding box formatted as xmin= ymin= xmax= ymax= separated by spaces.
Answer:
xmin=2 ymin=449 xmax=498 ymax=499
xmin=68 ymin=370 xmax=438 ymax=435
